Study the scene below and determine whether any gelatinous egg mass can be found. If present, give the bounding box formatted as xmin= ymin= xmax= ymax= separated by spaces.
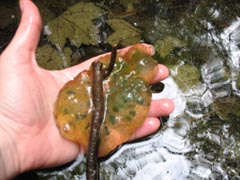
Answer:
xmin=54 ymin=44 xmax=158 ymax=157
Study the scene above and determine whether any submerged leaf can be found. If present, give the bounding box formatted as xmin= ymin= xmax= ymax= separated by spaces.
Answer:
xmin=171 ymin=64 xmax=201 ymax=91
xmin=155 ymin=36 xmax=186 ymax=58
xmin=45 ymin=2 xmax=106 ymax=49
xmin=36 ymin=44 xmax=72 ymax=70
xmin=107 ymin=19 xmax=141 ymax=46
xmin=38 ymin=2 xmax=142 ymax=70
xmin=237 ymin=73 xmax=240 ymax=90
xmin=213 ymin=97 xmax=240 ymax=120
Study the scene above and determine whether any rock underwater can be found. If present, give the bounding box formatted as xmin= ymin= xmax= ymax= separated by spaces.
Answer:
xmin=54 ymin=44 xmax=158 ymax=157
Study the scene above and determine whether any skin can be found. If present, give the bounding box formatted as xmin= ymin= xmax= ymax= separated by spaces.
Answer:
xmin=0 ymin=0 xmax=174 ymax=179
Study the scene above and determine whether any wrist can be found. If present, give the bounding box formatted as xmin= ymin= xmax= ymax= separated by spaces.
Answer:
xmin=0 ymin=116 xmax=21 ymax=179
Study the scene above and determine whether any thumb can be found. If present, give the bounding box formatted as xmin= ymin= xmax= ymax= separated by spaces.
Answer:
xmin=6 ymin=0 xmax=42 ymax=56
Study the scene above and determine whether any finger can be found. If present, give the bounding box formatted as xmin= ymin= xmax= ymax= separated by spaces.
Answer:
xmin=148 ymin=99 xmax=174 ymax=117
xmin=151 ymin=64 xmax=170 ymax=83
xmin=130 ymin=98 xmax=174 ymax=140
xmin=130 ymin=117 xmax=160 ymax=140
xmin=6 ymin=0 xmax=42 ymax=55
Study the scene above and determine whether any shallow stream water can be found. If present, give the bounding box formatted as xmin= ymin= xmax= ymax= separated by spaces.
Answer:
xmin=1 ymin=0 xmax=239 ymax=179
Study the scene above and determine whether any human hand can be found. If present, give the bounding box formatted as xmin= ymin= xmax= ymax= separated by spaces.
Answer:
xmin=0 ymin=0 xmax=174 ymax=179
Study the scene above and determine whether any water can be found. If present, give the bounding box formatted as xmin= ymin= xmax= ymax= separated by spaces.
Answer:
xmin=1 ymin=0 xmax=239 ymax=179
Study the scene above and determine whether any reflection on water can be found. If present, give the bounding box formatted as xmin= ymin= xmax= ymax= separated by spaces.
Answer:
xmin=1 ymin=0 xmax=239 ymax=179
xmin=99 ymin=1 xmax=240 ymax=179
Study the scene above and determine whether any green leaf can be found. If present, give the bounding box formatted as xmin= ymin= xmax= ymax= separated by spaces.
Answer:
xmin=237 ymin=73 xmax=240 ymax=90
xmin=213 ymin=97 xmax=240 ymax=120
xmin=45 ymin=2 xmax=106 ymax=49
xmin=107 ymin=19 xmax=141 ymax=46
xmin=38 ymin=2 xmax=142 ymax=70
xmin=154 ymin=36 xmax=186 ymax=58
xmin=171 ymin=64 xmax=201 ymax=91
xmin=36 ymin=44 xmax=72 ymax=70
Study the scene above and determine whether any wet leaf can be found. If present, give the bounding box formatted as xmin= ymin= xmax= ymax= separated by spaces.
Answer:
xmin=120 ymin=0 xmax=141 ymax=12
xmin=213 ymin=96 xmax=240 ymax=120
xmin=171 ymin=64 xmax=201 ymax=91
xmin=154 ymin=36 xmax=186 ymax=58
xmin=38 ymin=2 xmax=142 ymax=70
xmin=107 ymin=19 xmax=141 ymax=46
xmin=237 ymin=73 xmax=240 ymax=90
xmin=45 ymin=2 xmax=106 ymax=49
xmin=36 ymin=44 xmax=72 ymax=70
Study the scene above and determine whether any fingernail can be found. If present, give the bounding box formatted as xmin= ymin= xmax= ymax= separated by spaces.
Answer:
xmin=158 ymin=64 xmax=169 ymax=77
xmin=150 ymin=45 xmax=155 ymax=55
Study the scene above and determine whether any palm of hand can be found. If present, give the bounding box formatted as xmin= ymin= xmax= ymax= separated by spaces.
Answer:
xmin=0 ymin=42 xmax=163 ymax=171
xmin=0 ymin=50 xmax=82 ymax=170
xmin=0 ymin=0 xmax=173 ymax=176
